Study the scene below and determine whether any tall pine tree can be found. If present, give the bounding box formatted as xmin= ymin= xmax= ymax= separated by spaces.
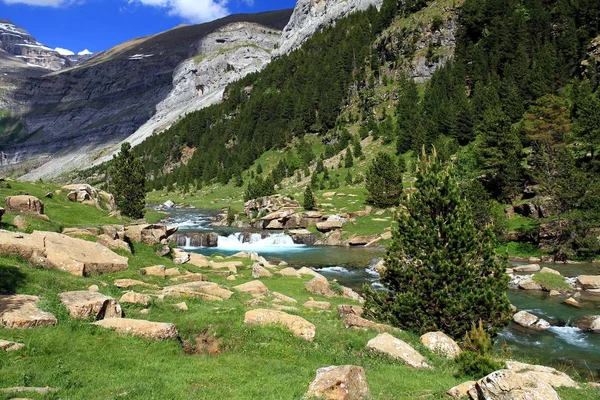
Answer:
xmin=109 ymin=142 xmax=146 ymax=219
xmin=364 ymin=149 xmax=511 ymax=338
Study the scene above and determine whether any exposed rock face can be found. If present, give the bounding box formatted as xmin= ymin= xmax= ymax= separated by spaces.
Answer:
xmin=93 ymin=318 xmax=178 ymax=340
xmin=419 ymin=332 xmax=462 ymax=359
xmin=577 ymin=275 xmax=600 ymax=290
xmin=366 ymin=333 xmax=430 ymax=369
xmin=0 ymin=230 xmax=128 ymax=276
xmin=472 ymin=369 xmax=560 ymax=400
xmin=505 ymin=361 xmax=578 ymax=389
xmin=0 ymin=294 xmax=57 ymax=329
xmin=0 ymin=20 xmax=68 ymax=71
xmin=124 ymin=224 xmax=178 ymax=246
xmin=305 ymin=365 xmax=372 ymax=400
xmin=1 ymin=11 xmax=292 ymax=180
xmin=63 ymin=184 xmax=116 ymax=211
xmin=59 ymin=291 xmax=122 ymax=320
xmin=244 ymin=308 xmax=316 ymax=341
xmin=275 ymin=0 xmax=383 ymax=57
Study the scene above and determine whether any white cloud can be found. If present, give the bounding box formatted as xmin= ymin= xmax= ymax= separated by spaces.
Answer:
xmin=54 ymin=46 xmax=74 ymax=55
xmin=129 ymin=0 xmax=230 ymax=23
xmin=3 ymin=0 xmax=73 ymax=6
xmin=78 ymin=49 xmax=92 ymax=55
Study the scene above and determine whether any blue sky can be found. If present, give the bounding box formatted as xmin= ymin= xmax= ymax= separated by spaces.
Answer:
xmin=1 ymin=0 xmax=296 ymax=54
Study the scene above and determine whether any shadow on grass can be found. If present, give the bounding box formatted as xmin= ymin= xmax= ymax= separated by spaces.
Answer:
xmin=0 ymin=263 xmax=26 ymax=294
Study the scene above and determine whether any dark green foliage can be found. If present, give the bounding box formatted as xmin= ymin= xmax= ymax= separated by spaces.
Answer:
xmin=108 ymin=143 xmax=146 ymax=219
xmin=364 ymin=150 xmax=511 ymax=339
xmin=244 ymin=176 xmax=274 ymax=202
xmin=226 ymin=207 xmax=235 ymax=226
xmin=365 ymin=152 xmax=403 ymax=208
xmin=475 ymin=107 xmax=523 ymax=202
xmin=352 ymin=136 xmax=363 ymax=158
xmin=303 ymin=186 xmax=316 ymax=211
xmin=456 ymin=322 xmax=503 ymax=378
xmin=344 ymin=150 xmax=354 ymax=168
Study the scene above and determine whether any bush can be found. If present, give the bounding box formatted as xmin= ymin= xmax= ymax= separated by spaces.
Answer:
xmin=456 ymin=321 xmax=502 ymax=378
xmin=365 ymin=152 xmax=403 ymax=208
xmin=303 ymin=186 xmax=316 ymax=211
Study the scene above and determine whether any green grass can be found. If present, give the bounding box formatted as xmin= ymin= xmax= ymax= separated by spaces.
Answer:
xmin=533 ymin=273 xmax=572 ymax=292
xmin=0 ymin=180 xmax=128 ymax=232
xmin=497 ymin=242 xmax=543 ymax=258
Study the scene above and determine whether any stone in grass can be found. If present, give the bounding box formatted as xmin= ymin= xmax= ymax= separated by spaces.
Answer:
xmin=234 ymin=280 xmax=270 ymax=298
xmin=304 ymin=365 xmax=371 ymax=400
xmin=0 ymin=339 xmax=24 ymax=352
xmin=304 ymin=298 xmax=331 ymax=310
xmin=119 ymin=291 xmax=152 ymax=306
xmin=59 ymin=291 xmax=122 ymax=320
xmin=0 ymin=295 xmax=57 ymax=329
xmin=419 ymin=331 xmax=462 ymax=359
xmin=446 ymin=381 xmax=476 ymax=399
xmin=114 ymin=279 xmax=158 ymax=289
xmin=271 ymin=292 xmax=297 ymax=304
xmin=252 ymin=263 xmax=272 ymax=279
xmin=473 ymin=369 xmax=559 ymax=400
xmin=173 ymin=302 xmax=188 ymax=311
xmin=162 ymin=282 xmax=233 ymax=301
xmin=505 ymin=361 xmax=578 ymax=389
xmin=366 ymin=333 xmax=430 ymax=369
xmin=93 ymin=318 xmax=178 ymax=340
xmin=244 ymin=308 xmax=315 ymax=341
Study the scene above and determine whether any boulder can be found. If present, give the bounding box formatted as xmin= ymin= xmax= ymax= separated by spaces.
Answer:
xmin=366 ymin=333 xmax=430 ymax=369
xmin=0 ymin=295 xmax=57 ymax=329
xmin=306 ymin=275 xmax=337 ymax=297
xmin=0 ymin=339 xmax=24 ymax=352
xmin=346 ymin=235 xmax=378 ymax=246
xmin=119 ymin=291 xmax=152 ymax=306
xmin=174 ymin=302 xmax=188 ymax=311
xmin=419 ymin=332 xmax=462 ymax=359
xmin=540 ymin=267 xmax=561 ymax=276
xmin=97 ymin=234 xmax=131 ymax=253
xmin=577 ymin=275 xmax=600 ymax=290
xmin=271 ymin=292 xmax=297 ymax=304
xmin=139 ymin=265 xmax=167 ymax=277
xmin=59 ymin=291 xmax=122 ymax=320
xmin=265 ymin=220 xmax=284 ymax=229
xmin=518 ymin=278 xmax=543 ymax=291
xmin=316 ymin=221 xmax=343 ymax=232
xmin=124 ymin=224 xmax=178 ymax=246
xmin=252 ymin=264 xmax=273 ymax=279
xmin=244 ymin=308 xmax=315 ymax=341
xmin=209 ymin=261 xmax=241 ymax=273
xmin=172 ymin=249 xmax=190 ymax=265
xmin=574 ymin=316 xmax=600 ymax=332
xmin=447 ymin=381 xmax=476 ymax=399
xmin=473 ymin=369 xmax=560 ymax=400
xmin=513 ymin=264 xmax=541 ymax=273
xmin=304 ymin=298 xmax=331 ymax=310
xmin=187 ymin=253 xmax=210 ymax=267
xmin=4 ymin=195 xmax=45 ymax=216
xmin=162 ymin=282 xmax=233 ymax=301
xmin=0 ymin=207 xmax=4 ymax=222
xmin=505 ymin=361 xmax=578 ymax=388
xmin=234 ymin=280 xmax=270 ymax=298
xmin=170 ymin=272 xmax=205 ymax=283
xmin=298 ymin=267 xmax=321 ymax=277
xmin=114 ymin=279 xmax=157 ymax=289
xmin=163 ymin=200 xmax=175 ymax=208
xmin=513 ymin=311 xmax=551 ymax=331
xmin=165 ymin=268 xmax=181 ymax=276
xmin=93 ymin=318 xmax=178 ymax=340
xmin=338 ymin=305 xmax=364 ymax=318
xmin=62 ymin=227 xmax=100 ymax=237
xmin=564 ymin=297 xmax=582 ymax=308
xmin=305 ymin=365 xmax=371 ymax=400
xmin=0 ymin=231 xmax=129 ymax=277
xmin=342 ymin=314 xmax=394 ymax=332
xmin=277 ymin=267 xmax=301 ymax=278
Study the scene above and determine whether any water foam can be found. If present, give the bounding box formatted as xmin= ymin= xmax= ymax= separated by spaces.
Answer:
xmin=216 ymin=233 xmax=305 ymax=252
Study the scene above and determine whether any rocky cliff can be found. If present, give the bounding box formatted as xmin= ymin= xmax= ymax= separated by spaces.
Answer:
xmin=0 ymin=10 xmax=292 ymax=180
xmin=0 ymin=20 xmax=68 ymax=71
xmin=274 ymin=0 xmax=383 ymax=57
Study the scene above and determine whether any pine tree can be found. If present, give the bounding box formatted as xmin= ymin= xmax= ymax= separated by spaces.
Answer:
xmin=345 ymin=150 xmax=354 ymax=168
xmin=364 ymin=149 xmax=511 ymax=339
xmin=303 ymin=186 xmax=317 ymax=210
xmin=365 ymin=152 xmax=403 ymax=207
xmin=108 ymin=142 xmax=146 ymax=219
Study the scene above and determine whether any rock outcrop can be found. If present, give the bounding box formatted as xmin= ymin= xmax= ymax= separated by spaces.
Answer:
xmin=472 ymin=369 xmax=560 ymax=400
xmin=275 ymin=0 xmax=383 ymax=57
xmin=0 ymin=230 xmax=128 ymax=276
xmin=305 ymin=365 xmax=372 ymax=400
xmin=162 ymin=281 xmax=233 ymax=301
xmin=513 ymin=311 xmax=551 ymax=331
xmin=4 ymin=195 xmax=46 ymax=218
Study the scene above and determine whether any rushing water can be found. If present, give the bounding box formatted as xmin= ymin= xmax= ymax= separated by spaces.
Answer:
xmin=160 ymin=207 xmax=600 ymax=376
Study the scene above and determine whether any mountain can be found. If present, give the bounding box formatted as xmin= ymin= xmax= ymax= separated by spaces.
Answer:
xmin=0 ymin=10 xmax=293 ymax=180
xmin=0 ymin=19 xmax=68 ymax=71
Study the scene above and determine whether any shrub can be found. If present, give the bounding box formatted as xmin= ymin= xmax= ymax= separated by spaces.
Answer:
xmin=532 ymin=273 xmax=571 ymax=291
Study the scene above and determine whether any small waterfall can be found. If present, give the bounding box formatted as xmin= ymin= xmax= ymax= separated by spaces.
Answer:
xmin=217 ymin=232 xmax=304 ymax=252
xmin=184 ymin=237 xmax=191 ymax=248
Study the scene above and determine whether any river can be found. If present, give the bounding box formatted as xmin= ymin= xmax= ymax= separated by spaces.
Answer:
xmin=162 ymin=207 xmax=600 ymax=378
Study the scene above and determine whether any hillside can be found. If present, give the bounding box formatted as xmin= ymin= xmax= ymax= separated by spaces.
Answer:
xmin=0 ymin=9 xmax=293 ymax=180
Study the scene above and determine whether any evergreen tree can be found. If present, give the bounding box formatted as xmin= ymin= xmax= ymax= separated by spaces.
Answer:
xmin=365 ymin=152 xmax=403 ymax=207
xmin=303 ymin=186 xmax=317 ymax=211
xmin=345 ymin=150 xmax=354 ymax=168
xmin=364 ymin=149 xmax=511 ymax=339
xmin=108 ymin=142 xmax=146 ymax=219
